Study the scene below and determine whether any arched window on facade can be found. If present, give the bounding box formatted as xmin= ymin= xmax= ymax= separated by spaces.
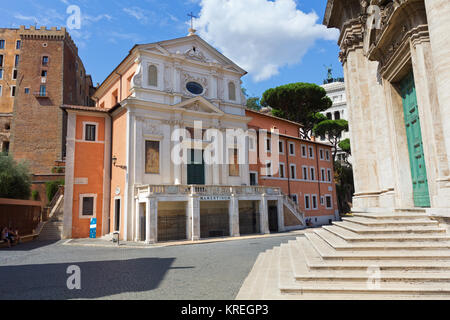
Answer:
xmin=334 ymin=111 xmax=340 ymax=120
xmin=148 ymin=65 xmax=158 ymax=87
xmin=228 ymin=82 xmax=236 ymax=101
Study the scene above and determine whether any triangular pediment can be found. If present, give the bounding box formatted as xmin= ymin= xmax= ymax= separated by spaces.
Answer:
xmin=137 ymin=35 xmax=247 ymax=75
xmin=174 ymin=96 xmax=224 ymax=115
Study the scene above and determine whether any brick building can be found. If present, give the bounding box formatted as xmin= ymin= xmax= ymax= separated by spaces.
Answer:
xmin=0 ymin=25 xmax=94 ymax=176
xmin=246 ymin=109 xmax=339 ymax=227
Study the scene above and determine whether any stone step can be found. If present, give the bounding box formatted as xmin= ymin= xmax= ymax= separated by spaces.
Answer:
xmin=333 ymin=221 xmax=446 ymax=235
xmin=262 ymin=248 xmax=282 ymax=300
xmin=353 ymin=212 xmax=429 ymax=220
xmin=250 ymin=249 xmax=272 ymax=300
xmin=342 ymin=216 xmax=438 ymax=227
xmin=323 ymin=225 xmax=450 ymax=242
xmin=305 ymin=232 xmax=450 ymax=260
xmin=280 ymin=280 xmax=450 ymax=297
xmin=296 ymin=237 xmax=450 ymax=271
xmin=315 ymin=228 xmax=450 ymax=251
xmin=235 ymin=251 xmax=266 ymax=300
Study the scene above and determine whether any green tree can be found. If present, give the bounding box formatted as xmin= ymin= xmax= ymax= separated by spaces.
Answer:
xmin=246 ymin=97 xmax=261 ymax=111
xmin=0 ymin=153 xmax=32 ymax=200
xmin=338 ymin=138 xmax=351 ymax=164
xmin=313 ymin=119 xmax=349 ymax=162
xmin=261 ymin=82 xmax=332 ymax=139
xmin=45 ymin=179 xmax=65 ymax=204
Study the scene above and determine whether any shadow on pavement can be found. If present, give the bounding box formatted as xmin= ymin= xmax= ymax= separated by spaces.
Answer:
xmin=0 ymin=240 xmax=62 ymax=251
xmin=0 ymin=257 xmax=178 ymax=299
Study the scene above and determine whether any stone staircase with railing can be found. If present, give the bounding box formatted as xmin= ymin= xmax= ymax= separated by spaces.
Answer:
xmin=236 ymin=210 xmax=450 ymax=300
xmin=37 ymin=186 xmax=65 ymax=241
xmin=283 ymin=195 xmax=305 ymax=227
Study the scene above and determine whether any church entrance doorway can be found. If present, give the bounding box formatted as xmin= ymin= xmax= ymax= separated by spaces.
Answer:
xmin=400 ymin=71 xmax=431 ymax=207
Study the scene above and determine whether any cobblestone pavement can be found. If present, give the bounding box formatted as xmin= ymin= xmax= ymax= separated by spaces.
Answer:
xmin=0 ymin=234 xmax=300 ymax=300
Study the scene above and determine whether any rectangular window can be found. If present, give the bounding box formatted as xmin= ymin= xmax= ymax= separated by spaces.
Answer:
xmin=266 ymin=138 xmax=271 ymax=152
xmin=145 ymin=140 xmax=160 ymax=174
xmin=39 ymin=85 xmax=46 ymax=97
xmin=302 ymin=166 xmax=308 ymax=180
xmin=250 ymin=172 xmax=257 ymax=186
xmin=327 ymin=169 xmax=332 ymax=182
xmin=0 ymin=85 xmax=2 ymax=97
xmin=319 ymin=148 xmax=324 ymax=160
xmin=229 ymin=148 xmax=240 ymax=177
xmin=289 ymin=142 xmax=295 ymax=156
xmin=309 ymin=146 xmax=314 ymax=159
xmin=16 ymin=40 xmax=21 ymax=50
xmin=279 ymin=163 xmax=285 ymax=178
xmin=291 ymin=194 xmax=298 ymax=204
xmin=42 ymin=56 xmax=49 ymax=66
xmin=266 ymin=161 xmax=272 ymax=177
xmin=310 ymin=167 xmax=315 ymax=181
xmin=279 ymin=140 xmax=284 ymax=154
xmin=81 ymin=196 xmax=95 ymax=216
xmin=41 ymin=70 xmax=48 ymax=77
xmin=301 ymin=145 xmax=307 ymax=158
xmin=0 ymin=68 xmax=3 ymax=79
xmin=321 ymin=168 xmax=326 ymax=181
xmin=0 ymin=55 xmax=3 ymax=67
xmin=304 ymin=195 xmax=310 ymax=210
xmin=11 ymin=86 xmax=16 ymax=97
xmin=325 ymin=195 xmax=333 ymax=209
xmin=24 ymin=88 xmax=29 ymax=94
xmin=84 ymin=124 xmax=96 ymax=141
xmin=14 ymin=55 xmax=19 ymax=67
xmin=12 ymin=69 xmax=17 ymax=80
xmin=0 ymin=40 xmax=4 ymax=49
xmin=248 ymin=135 xmax=256 ymax=151
xmin=312 ymin=195 xmax=318 ymax=210
xmin=290 ymin=165 xmax=296 ymax=179
xmin=325 ymin=150 xmax=330 ymax=161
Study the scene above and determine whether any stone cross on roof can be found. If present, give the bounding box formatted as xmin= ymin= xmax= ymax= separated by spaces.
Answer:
xmin=187 ymin=12 xmax=197 ymax=36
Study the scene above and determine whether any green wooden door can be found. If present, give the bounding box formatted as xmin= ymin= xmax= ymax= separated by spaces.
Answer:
xmin=187 ymin=149 xmax=205 ymax=185
xmin=400 ymin=71 xmax=431 ymax=207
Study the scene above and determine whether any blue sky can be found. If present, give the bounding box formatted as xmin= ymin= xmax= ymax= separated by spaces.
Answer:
xmin=1 ymin=0 xmax=342 ymax=98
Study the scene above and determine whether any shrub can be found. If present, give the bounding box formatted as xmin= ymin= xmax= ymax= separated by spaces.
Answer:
xmin=31 ymin=190 xmax=39 ymax=201
xmin=0 ymin=153 xmax=32 ymax=200
xmin=45 ymin=179 xmax=65 ymax=204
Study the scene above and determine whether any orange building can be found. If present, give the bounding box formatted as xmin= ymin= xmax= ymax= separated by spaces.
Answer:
xmin=62 ymin=32 xmax=338 ymax=241
xmin=246 ymin=109 xmax=339 ymax=227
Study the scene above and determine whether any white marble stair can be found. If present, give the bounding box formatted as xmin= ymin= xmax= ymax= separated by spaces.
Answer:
xmin=236 ymin=211 xmax=450 ymax=300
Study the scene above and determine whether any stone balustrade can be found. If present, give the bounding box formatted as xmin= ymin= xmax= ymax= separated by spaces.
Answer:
xmin=135 ymin=185 xmax=282 ymax=197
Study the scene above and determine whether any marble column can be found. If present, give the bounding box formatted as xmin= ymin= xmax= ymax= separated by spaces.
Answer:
xmin=173 ymin=123 xmax=182 ymax=185
xmin=135 ymin=199 xmax=141 ymax=242
xmin=188 ymin=195 xmax=200 ymax=240
xmin=145 ymin=197 xmax=157 ymax=244
xmin=277 ymin=197 xmax=285 ymax=232
xmin=410 ymin=39 xmax=450 ymax=207
xmin=424 ymin=0 xmax=450 ymax=203
xmin=259 ymin=195 xmax=270 ymax=234
xmin=229 ymin=194 xmax=240 ymax=237
xmin=343 ymin=47 xmax=381 ymax=209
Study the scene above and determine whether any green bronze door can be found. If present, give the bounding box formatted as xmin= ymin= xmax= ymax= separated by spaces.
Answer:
xmin=400 ymin=71 xmax=431 ymax=207
xmin=187 ymin=149 xmax=205 ymax=185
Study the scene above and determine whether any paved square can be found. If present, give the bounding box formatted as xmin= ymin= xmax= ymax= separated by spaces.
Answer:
xmin=0 ymin=235 xmax=299 ymax=300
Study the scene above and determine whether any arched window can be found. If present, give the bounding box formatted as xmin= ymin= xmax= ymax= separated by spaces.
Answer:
xmin=148 ymin=65 xmax=158 ymax=87
xmin=228 ymin=82 xmax=236 ymax=101
xmin=334 ymin=111 xmax=340 ymax=120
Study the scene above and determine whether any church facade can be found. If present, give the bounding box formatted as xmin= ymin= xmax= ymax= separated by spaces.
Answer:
xmin=324 ymin=0 xmax=450 ymax=218
xmin=61 ymin=32 xmax=326 ymax=242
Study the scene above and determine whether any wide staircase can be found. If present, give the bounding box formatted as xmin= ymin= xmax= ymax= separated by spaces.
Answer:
xmin=236 ymin=210 xmax=450 ymax=299
xmin=282 ymin=195 xmax=305 ymax=227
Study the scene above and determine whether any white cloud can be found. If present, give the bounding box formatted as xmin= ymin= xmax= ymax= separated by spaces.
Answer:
xmin=194 ymin=0 xmax=339 ymax=82
xmin=123 ymin=7 xmax=150 ymax=24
